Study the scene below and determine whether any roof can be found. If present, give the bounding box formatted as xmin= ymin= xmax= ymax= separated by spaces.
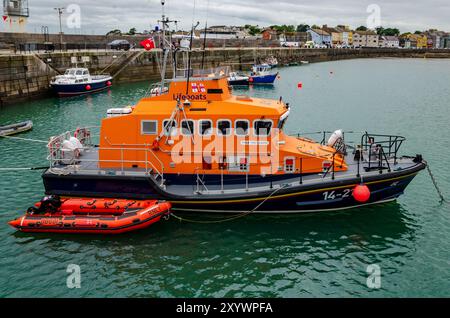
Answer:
xmin=382 ymin=36 xmax=399 ymax=41
xmin=322 ymin=27 xmax=340 ymax=34
xmin=354 ymin=30 xmax=377 ymax=35
xmin=310 ymin=29 xmax=330 ymax=36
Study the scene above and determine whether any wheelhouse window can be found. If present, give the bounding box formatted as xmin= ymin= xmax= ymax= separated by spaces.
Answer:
xmin=163 ymin=120 xmax=177 ymax=136
xmin=254 ymin=120 xmax=272 ymax=136
xmin=141 ymin=120 xmax=157 ymax=135
xmin=181 ymin=120 xmax=194 ymax=136
xmin=235 ymin=120 xmax=249 ymax=136
xmin=76 ymin=70 xmax=83 ymax=75
xmin=199 ymin=120 xmax=212 ymax=136
xmin=217 ymin=120 xmax=231 ymax=136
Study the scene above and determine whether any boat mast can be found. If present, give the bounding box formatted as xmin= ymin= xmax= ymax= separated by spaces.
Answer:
xmin=157 ymin=0 xmax=177 ymax=91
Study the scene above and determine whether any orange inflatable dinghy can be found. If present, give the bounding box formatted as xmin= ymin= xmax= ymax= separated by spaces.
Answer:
xmin=8 ymin=195 xmax=171 ymax=235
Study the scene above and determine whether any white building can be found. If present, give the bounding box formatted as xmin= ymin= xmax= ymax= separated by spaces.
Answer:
xmin=380 ymin=36 xmax=400 ymax=48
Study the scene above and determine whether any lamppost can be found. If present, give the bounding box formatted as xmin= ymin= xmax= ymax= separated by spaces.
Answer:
xmin=54 ymin=7 xmax=65 ymax=51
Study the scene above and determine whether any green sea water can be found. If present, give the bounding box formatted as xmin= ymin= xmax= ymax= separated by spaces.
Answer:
xmin=0 ymin=58 xmax=449 ymax=297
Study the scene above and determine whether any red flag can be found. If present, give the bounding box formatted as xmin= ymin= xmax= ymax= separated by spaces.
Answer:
xmin=140 ymin=37 xmax=155 ymax=51
xmin=2 ymin=16 xmax=8 ymax=22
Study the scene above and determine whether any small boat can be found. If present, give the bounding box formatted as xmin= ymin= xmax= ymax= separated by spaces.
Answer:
xmin=0 ymin=120 xmax=33 ymax=136
xmin=265 ymin=56 xmax=278 ymax=68
xmin=50 ymin=68 xmax=112 ymax=97
xmin=250 ymin=64 xmax=278 ymax=84
xmin=300 ymin=60 xmax=309 ymax=65
xmin=228 ymin=72 xmax=250 ymax=86
xmin=8 ymin=196 xmax=171 ymax=234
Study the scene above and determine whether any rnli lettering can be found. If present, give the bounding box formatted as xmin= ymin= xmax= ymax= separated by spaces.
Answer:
xmin=173 ymin=93 xmax=207 ymax=101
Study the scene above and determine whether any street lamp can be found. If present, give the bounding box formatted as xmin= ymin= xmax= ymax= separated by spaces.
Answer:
xmin=54 ymin=7 xmax=65 ymax=51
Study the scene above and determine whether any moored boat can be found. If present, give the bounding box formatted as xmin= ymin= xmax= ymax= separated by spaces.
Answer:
xmin=250 ymin=64 xmax=278 ymax=84
xmin=37 ymin=4 xmax=426 ymax=215
xmin=8 ymin=196 xmax=171 ymax=234
xmin=0 ymin=120 xmax=33 ymax=136
xmin=228 ymin=72 xmax=250 ymax=86
xmin=50 ymin=68 xmax=112 ymax=97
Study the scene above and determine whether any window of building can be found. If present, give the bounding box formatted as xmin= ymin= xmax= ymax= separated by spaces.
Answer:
xmin=235 ymin=120 xmax=249 ymax=136
xmin=163 ymin=120 xmax=177 ymax=136
xmin=254 ymin=120 xmax=273 ymax=136
xmin=217 ymin=120 xmax=231 ymax=136
xmin=199 ymin=120 xmax=212 ymax=136
xmin=181 ymin=120 xmax=194 ymax=136
xmin=141 ymin=120 xmax=157 ymax=135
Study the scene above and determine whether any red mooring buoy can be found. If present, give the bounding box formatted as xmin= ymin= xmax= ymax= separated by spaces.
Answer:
xmin=85 ymin=85 xmax=92 ymax=91
xmin=353 ymin=184 xmax=371 ymax=203
xmin=106 ymin=81 xmax=112 ymax=86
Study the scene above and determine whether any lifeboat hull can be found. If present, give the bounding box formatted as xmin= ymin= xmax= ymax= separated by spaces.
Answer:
xmin=9 ymin=199 xmax=171 ymax=235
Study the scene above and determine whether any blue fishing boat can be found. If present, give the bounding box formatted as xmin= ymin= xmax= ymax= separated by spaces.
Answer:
xmin=250 ymin=64 xmax=278 ymax=84
xmin=50 ymin=68 xmax=112 ymax=97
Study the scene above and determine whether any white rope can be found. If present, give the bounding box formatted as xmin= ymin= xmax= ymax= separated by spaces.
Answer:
xmin=0 ymin=135 xmax=48 ymax=143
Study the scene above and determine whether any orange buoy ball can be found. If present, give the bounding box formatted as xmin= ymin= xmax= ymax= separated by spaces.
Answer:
xmin=249 ymin=77 xmax=254 ymax=83
xmin=353 ymin=184 xmax=371 ymax=202
xmin=86 ymin=85 xmax=91 ymax=91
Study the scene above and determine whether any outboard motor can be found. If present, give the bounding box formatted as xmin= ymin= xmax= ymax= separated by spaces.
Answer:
xmin=38 ymin=195 xmax=62 ymax=213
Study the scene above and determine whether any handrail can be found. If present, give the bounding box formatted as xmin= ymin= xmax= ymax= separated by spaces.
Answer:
xmin=102 ymin=137 xmax=165 ymax=181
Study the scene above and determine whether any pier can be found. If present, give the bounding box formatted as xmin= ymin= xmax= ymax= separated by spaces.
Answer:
xmin=1 ymin=47 xmax=450 ymax=107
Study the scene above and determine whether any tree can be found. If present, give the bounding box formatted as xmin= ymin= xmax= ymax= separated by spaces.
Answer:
xmin=297 ymin=24 xmax=310 ymax=32
xmin=310 ymin=25 xmax=320 ymax=30
xmin=270 ymin=25 xmax=296 ymax=33
xmin=127 ymin=27 xmax=137 ymax=35
xmin=245 ymin=25 xmax=262 ymax=36
xmin=376 ymin=27 xmax=384 ymax=35
xmin=356 ymin=25 xmax=368 ymax=31
xmin=414 ymin=30 xmax=422 ymax=35
xmin=106 ymin=29 xmax=122 ymax=36
xmin=376 ymin=26 xmax=400 ymax=36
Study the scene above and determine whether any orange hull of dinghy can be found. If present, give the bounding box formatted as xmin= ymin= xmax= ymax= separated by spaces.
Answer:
xmin=8 ymin=199 xmax=171 ymax=235
xmin=34 ymin=198 xmax=157 ymax=215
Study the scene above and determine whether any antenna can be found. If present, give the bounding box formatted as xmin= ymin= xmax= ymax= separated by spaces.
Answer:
xmin=185 ymin=21 xmax=200 ymax=94
xmin=157 ymin=0 xmax=178 ymax=91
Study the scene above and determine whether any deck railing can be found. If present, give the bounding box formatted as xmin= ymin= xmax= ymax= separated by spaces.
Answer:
xmin=46 ymin=128 xmax=165 ymax=186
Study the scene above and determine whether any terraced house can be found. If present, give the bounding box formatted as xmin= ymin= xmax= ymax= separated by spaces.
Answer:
xmin=353 ymin=30 xmax=379 ymax=48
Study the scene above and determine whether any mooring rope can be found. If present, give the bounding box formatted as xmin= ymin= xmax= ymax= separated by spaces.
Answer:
xmin=0 ymin=135 xmax=48 ymax=143
xmin=426 ymin=165 xmax=448 ymax=203
xmin=171 ymin=184 xmax=288 ymax=224
xmin=0 ymin=166 xmax=49 ymax=171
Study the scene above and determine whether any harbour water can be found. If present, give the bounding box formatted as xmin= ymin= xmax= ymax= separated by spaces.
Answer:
xmin=0 ymin=58 xmax=449 ymax=297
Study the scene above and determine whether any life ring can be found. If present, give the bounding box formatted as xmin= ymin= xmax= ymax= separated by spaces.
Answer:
xmin=74 ymin=128 xmax=81 ymax=139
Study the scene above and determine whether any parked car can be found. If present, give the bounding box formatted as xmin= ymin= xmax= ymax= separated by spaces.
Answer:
xmin=108 ymin=40 xmax=131 ymax=51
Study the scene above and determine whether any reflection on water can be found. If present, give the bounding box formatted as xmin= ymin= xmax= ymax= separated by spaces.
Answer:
xmin=1 ymin=59 xmax=450 ymax=297
xmin=6 ymin=202 xmax=418 ymax=297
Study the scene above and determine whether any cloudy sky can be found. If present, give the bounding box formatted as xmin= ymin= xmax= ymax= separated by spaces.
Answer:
xmin=3 ymin=0 xmax=450 ymax=34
